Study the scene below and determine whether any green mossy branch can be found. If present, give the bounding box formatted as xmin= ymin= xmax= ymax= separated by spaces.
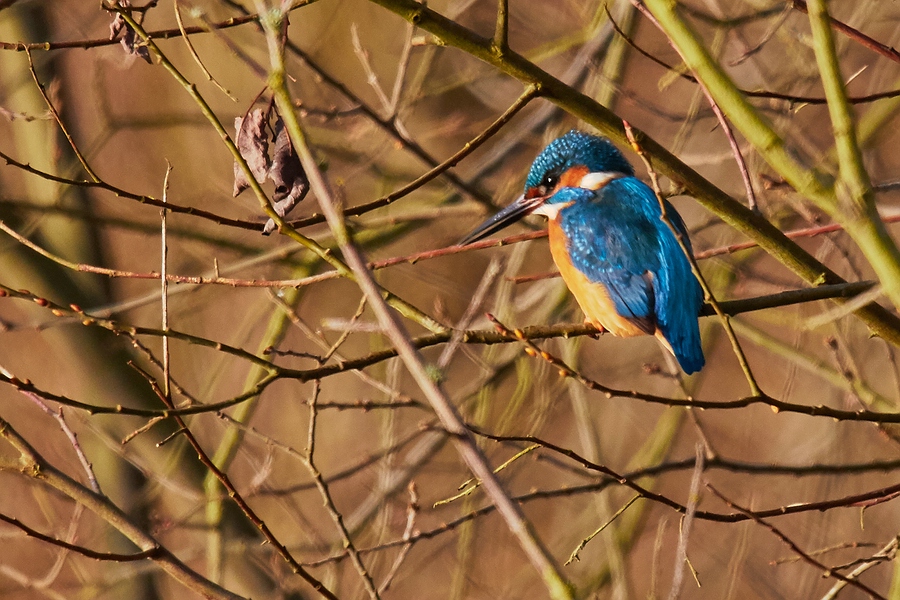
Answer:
xmin=363 ymin=0 xmax=900 ymax=345
xmin=643 ymin=0 xmax=900 ymax=313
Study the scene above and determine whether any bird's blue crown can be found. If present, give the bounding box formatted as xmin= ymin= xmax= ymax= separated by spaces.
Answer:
xmin=525 ymin=130 xmax=635 ymax=193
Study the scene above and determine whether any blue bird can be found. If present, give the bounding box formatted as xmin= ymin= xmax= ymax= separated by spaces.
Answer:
xmin=460 ymin=130 xmax=705 ymax=373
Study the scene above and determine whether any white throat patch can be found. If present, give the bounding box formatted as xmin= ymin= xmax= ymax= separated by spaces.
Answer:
xmin=579 ymin=171 xmax=626 ymax=190
xmin=532 ymin=203 xmax=565 ymax=219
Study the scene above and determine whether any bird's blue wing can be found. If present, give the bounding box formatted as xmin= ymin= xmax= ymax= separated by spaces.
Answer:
xmin=557 ymin=186 xmax=660 ymax=325
xmin=620 ymin=179 xmax=704 ymax=373
xmin=654 ymin=212 xmax=705 ymax=373
xmin=558 ymin=180 xmax=705 ymax=373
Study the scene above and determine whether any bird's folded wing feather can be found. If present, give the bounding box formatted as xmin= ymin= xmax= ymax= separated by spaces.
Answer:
xmin=559 ymin=186 xmax=661 ymax=325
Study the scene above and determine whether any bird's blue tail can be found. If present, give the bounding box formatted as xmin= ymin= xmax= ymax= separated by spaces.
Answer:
xmin=669 ymin=330 xmax=705 ymax=374
xmin=655 ymin=222 xmax=705 ymax=375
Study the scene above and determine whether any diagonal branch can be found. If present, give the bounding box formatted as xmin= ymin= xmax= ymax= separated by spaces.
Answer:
xmin=641 ymin=0 xmax=900 ymax=314
xmin=362 ymin=0 xmax=900 ymax=346
xmin=0 ymin=415 xmax=246 ymax=600
xmin=259 ymin=7 xmax=575 ymax=597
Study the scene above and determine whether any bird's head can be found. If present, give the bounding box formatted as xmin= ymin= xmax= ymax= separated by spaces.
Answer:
xmin=459 ymin=130 xmax=634 ymax=245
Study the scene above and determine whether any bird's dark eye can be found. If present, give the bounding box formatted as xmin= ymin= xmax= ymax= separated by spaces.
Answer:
xmin=534 ymin=172 xmax=559 ymax=196
xmin=541 ymin=173 xmax=558 ymax=190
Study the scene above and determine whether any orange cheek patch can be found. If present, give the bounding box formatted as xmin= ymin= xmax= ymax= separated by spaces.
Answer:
xmin=556 ymin=165 xmax=590 ymax=191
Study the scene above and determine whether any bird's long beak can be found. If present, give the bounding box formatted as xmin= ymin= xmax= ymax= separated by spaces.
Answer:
xmin=458 ymin=193 xmax=546 ymax=246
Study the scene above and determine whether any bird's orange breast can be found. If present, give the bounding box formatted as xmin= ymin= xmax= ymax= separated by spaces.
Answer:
xmin=548 ymin=218 xmax=654 ymax=338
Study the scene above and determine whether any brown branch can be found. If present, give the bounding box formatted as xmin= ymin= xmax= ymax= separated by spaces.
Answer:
xmin=283 ymin=45 xmax=495 ymax=209
xmin=452 ymin=430 xmax=900 ymax=528
xmin=0 ymin=11 xmax=264 ymax=51
xmin=323 ymin=84 xmax=540 ymax=222
xmin=302 ymin=380 xmax=381 ymax=599
xmin=608 ymin=9 xmax=900 ymax=105
xmin=0 ymin=512 xmax=161 ymax=562
xmin=0 ymin=279 xmax=891 ymax=421
xmin=707 ymin=484 xmax=888 ymax=600
xmin=0 ymin=147 xmax=263 ymax=231
xmin=24 ymin=48 xmax=99 ymax=182
xmin=0 ymin=416 xmax=246 ymax=599
xmin=307 ymin=455 xmax=900 ymax=567
xmin=244 ymin=425 xmax=428 ymax=497
xmin=283 ymin=84 xmax=541 ymax=230
xmin=701 ymin=212 xmax=900 ymax=258
xmin=264 ymin=15 xmax=573 ymax=593
xmin=132 ymin=365 xmax=339 ymax=600
xmin=364 ymin=0 xmax=900 ymax=347
xmin=6 ymin=199 xmax=897 ymax=292
xmin=790 ymin=0 xmax=900 ymax=65
xmin=209 ymin=0 xmax=498 ymax=210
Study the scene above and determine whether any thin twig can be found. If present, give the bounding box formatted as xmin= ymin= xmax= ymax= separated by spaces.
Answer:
xmin=378 ymin=482 xmax=419 ymax=593
xmin=436 ymin=258 xmax=502 ymax=369
xmin=364 ymin=0 xmax=900 ymax=346
xmin=132 ymin=362 xmax=339 ymax=599
xmin=308 ymin=465 xmax=900 ymax=568
xmin=160 ymin=163 xmax=172 ymax=401
xmin=790 ymin=0 xmax=900 ymax=65
xmin=1 ymin=278 xmax=893 ymax=423
xmin=111 ymin=4 xmax=446 ymax=334
xmin=0 ymin=364 xmax=100 ymax=493
xmin=0 ymin=511 xmax=160 ymax=562
xmin=24 ymin=47 xmax=99 ymax=182
xmin=304 ymin=380 xmax=382 ymax=599
xmin=667 ymin=445 xmax=704 ymax=600
xmin=387 ymin=21 xmax=415 ymax=115
xmin=607 ymin=9 xmax=900 ymax=106
xmin=322 ymin=296 xmax=368 ymax=363
xmin=351 ymin=23 xmax=394 ymax=116
xmin=706 ymin=484 xmax=887 ymax=600
xmin=566 ymin=495 xmax=641 ymax=565
xmin=261 ymin=8 xmax=574 ymax=596
xmin=639 ymin=0 xmax=900 ymax=314
xmin=433 ymin=444 xmax=539 ymax=507
xmin=624 ymin=121 xmax=761 ymax=394
xmin=173 ymin=0 xmax=237 ymax=100
xmin=0 ymin=416 xmax=246 ymax=600
xmin=819 ymin=536 xmax=899 ymax=600
xmin=312 ymin=83 xmax=540 ymax=226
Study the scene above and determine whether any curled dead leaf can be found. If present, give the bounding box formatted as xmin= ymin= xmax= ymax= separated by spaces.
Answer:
xmin=263 ymin=116 xmax=310 ymax=235
xmin=233 ymin=108 xmax=270 ymax=197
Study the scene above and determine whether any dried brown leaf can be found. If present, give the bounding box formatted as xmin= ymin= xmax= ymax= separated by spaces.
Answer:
xmin=263 ymin=117 xmax=309 ymax=235
xmin=109 ymin=13 xmax=126 ymax=41
xmin=233 ymin=108 xmax=270 ymax=197
xmin=121 ymin=27 xmax=152 ymax=63
xmin=108 ymin=1 xmax=151 ymax=64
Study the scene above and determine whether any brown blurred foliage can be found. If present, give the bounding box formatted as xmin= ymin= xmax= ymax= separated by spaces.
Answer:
xmin=0 ymin=0 xmax=899 ymax=598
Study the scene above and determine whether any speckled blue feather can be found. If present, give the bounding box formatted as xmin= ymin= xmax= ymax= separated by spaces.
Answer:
xmin=526 ymin=130 xmax=634 ymax=190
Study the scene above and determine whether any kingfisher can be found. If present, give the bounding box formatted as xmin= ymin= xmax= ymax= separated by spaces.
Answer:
xmin=459 ymin=130 xmax=704 ymax=373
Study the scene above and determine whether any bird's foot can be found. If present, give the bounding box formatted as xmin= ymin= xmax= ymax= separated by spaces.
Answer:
xmin=585 ymin=319 xmax=605 ymax=339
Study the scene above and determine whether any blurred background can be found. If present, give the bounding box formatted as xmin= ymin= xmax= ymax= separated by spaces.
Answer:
xmin=0 ymin=0 xmax=899 ymax=598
